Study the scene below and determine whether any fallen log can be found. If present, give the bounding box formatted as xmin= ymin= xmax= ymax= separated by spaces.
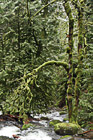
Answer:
xmin=78 ymin=129 xmax=93 ymax=139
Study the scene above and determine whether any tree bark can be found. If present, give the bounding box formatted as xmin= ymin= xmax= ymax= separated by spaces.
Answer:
xmin=63 ymin=0 xmax=74 ymax=122
xmin=71 ymin=0 xmax=84 ymax=122
xmin=64 ymin=0 xmax=74 ymax=122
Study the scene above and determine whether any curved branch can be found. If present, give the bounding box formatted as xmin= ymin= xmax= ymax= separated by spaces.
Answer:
xmin=34 ymin=60 xmax=69 ymax=73
xmin=30 ymin=0 xmax=57 ymax=21
xmin=26 ymin=61 xmax=69 ymax=77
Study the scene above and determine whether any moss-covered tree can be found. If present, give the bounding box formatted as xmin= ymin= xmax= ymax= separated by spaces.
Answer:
xmin=63 ymin=0 xmax=74 ymax=122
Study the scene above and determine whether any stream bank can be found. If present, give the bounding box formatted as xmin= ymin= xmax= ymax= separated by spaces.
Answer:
xmin=0 ymin=110 xmax=92 ymax=140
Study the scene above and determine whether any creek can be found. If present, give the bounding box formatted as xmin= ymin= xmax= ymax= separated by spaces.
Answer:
xmin=0 ymin=110 xmax=91 ymax=140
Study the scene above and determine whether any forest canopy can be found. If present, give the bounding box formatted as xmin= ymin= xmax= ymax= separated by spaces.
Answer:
xmin=0 ymin=0 xmax=93 ymax=125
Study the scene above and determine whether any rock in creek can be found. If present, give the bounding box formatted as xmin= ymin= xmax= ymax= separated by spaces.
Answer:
xmin=0 ymin=136 xmax=14 ymax=140
xmin=54 ymin=123 xmax=81 ymax=135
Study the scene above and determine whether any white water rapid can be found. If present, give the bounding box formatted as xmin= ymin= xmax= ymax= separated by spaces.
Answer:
xmin=0 ymin=110 xmax=65 ymax=140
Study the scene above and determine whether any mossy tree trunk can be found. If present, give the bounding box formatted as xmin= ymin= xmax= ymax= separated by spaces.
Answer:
xmin=63 ymin=0 xmax=74 ymax=123
xmin=71 ymin=0 xmax=85 ymax=122
xmin=74 ymin=8 xmax=83 ymax=122
xmin=17 ymin=6 xmax=21 ymax=63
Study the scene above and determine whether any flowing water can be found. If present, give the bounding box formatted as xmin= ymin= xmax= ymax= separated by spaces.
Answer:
xmin=0 ymin=110 xmax=91 ymax=140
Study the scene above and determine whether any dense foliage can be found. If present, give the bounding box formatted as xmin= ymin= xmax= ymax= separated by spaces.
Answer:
xmin=78 ymin=0 xmax=93 ymax=126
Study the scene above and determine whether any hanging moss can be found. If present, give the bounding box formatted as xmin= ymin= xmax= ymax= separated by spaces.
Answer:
xmin=67 ymin=87 xmax=73 ymax=95
xmin=67 ymin=95 xmax=73 ymax=101
xmin=6 ymin=60 xmax=69 ymax=118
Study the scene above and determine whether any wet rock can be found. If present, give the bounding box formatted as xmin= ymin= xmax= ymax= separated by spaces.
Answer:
xmin=54 ymin=123 xmax=81 ymax=135
xmin=49 ymin=120 xmax=62 ymax=127
xmin=40 ymin=116 xmax=50 ymax=121
xmin=59 ymin=111 xmax=67 ymax=115
xmin=0 ymin=136 xmax=14 ymax=140
xmin=63 ymin=118 xmax=68 ymax=122
xmin=12 ymin=134 xmax=20 ymax=139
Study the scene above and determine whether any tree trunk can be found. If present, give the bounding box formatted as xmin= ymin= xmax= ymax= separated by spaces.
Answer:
xmin=63 ymin=0 xmax=74 ymax=123
xmin=71 ymin=0 xmax=84 ymax=123
xmin=74 ymin=7 xmax=83 ymax=122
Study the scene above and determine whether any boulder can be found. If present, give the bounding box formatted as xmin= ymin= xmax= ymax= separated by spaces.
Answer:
xmin=40 ymin=116 xmax=50 ymax=120
xmin=49 ymin=120 xmax=62 ymax=127
xmin=59 ymin=111 xmax=67 ymax=115
xmin=63 ymin=118 xmax=68 ymax=122
xmin=0 ymin=136 xmax=14 ymax=140
xmin=54 ymin=123 xmax=81 ymax=135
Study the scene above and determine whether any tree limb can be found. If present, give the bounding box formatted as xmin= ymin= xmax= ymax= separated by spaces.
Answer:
xmin=30 ymin=0 xmax=57 ymax=21
xmin=34 ymin=60 xmax=69 ymax=73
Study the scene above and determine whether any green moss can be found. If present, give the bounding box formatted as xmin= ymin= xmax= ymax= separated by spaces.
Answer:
xmin=63 ymin=118 xmax=68 ymax=122
xmin=49 ymin=120 xmax=62 ymax=127
xmin=0 ymin=136 xmax=14 ymax=140
xmin=66 ymin=47 xmax=71 ymax=53
xmin=67 ymin=87 xmax=73 ymax=94
xmin=40 ymin=116 xmax=50 ymax=120
xmin=22 ymin=123 xmax=35 ymax=130
xmin=80 ymin=55 xmax=83 ymax=60
xmin=60 ymin=111 xmax=67 ymax=115
xmin=54 ymin=123 xmax=81 ymax=135
xmin=58 ymin=135 xmax=72 ymax=140
xmin=69 ymin=68 xmax=73 ymax=74
xmin=62 ymin=106 xmax=67 ymax=111
xmin=67 ymin=81 xmax=72 ymax=84
xmin=35 ymin=61 xmax=69 ymax=72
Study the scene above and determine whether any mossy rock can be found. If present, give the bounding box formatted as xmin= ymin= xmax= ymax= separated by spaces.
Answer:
xmin=60 ymin=111 xmax=67 ymax=115
xmin=40 ymin=116 xmax=50 ymax=120
xmin=63 ymin=118 xmax=68 ymax=122
xmin=62 ymin=106 xmax=67 ymax=111
xmin=58 ymin=135 xmax=72 ymax=140
xmin=49 ymin=120 xmax=62 ymax=127
xmin=54 ymin=123 xmax=81 ymax=135
xmin=0 ymin=136 xmax=14 ymax=140
xmin=22 ymin=123 xmax=35 ymax=130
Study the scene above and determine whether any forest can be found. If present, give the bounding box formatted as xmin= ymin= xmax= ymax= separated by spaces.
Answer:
xmin=0 ymin=0 xmax=93 ymax=139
